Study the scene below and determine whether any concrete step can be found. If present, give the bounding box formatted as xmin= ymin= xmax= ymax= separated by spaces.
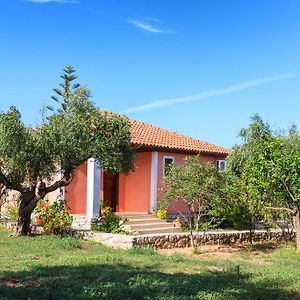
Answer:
xmin=125 ymin=218 xmax=164 ymax=225
xmin=117 ymin=214 xmax=157 ymax=220
xmin=137 ymin=227 xmax=183 ymax=235
xmin=117 ymin=213 xmax=182 ymax=234
xmin=130 ymin=222 xmax=175 ymax=231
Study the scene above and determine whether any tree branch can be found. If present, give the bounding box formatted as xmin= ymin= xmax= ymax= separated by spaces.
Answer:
xmin=265 ymin=206 xmax=295 ymax=214
xmin=0 ymin=171 xmax=23 ymax=192
xmin=38 ymin=173 xmax=72 ymax=199
xmin=170 ymin=202 xmax=189 ymax=224
xmin=282 ymin=179 xmax=297 ymax=202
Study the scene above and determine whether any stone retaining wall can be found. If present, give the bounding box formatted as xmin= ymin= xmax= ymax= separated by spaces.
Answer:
xmin=75 ymin=229 xmax=295 ymax=249
xmin=1 ymin=221 xmax=295 ymax=250
xmin=73 ymin=230 xmax=134 ymax=249
xmin=132 ymin=230 xmax=296 ymax=249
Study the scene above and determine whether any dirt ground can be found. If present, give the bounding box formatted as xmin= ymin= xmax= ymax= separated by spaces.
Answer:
xmin=158 ymin=242 xmax=281 ymax=263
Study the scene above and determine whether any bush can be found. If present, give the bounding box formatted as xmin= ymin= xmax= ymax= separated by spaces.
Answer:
xmin=93 ymin=212 xmax=127 ymax=234
xmin=5 ymin=195 xmax=21 ymax=222
xmin=100 ymin=200 xmax=112 ymax=216
xmin=36 ymin=200 xmax=73 ymax=235
xmin=155 ymin=209 xmax=167 ymax=220
xmin=155 ymin=200 xmax=168 ymax=219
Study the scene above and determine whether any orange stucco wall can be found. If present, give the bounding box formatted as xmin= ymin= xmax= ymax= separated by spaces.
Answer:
xmin=65 ymin=151 xmax=227 ymax=216
xmin=65 ymin=162 xmax=87 ymax=215
xmin=157 ymin=152 xmax=189 ymax=214
xmin=118 ymin=152 xmax=151 ymax=213
xmin=157 ymin=152 xmax=227 ymax=214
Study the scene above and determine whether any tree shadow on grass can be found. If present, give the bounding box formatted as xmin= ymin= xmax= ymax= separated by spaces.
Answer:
xmin=0 ymin=262 xmax=297 ymax=300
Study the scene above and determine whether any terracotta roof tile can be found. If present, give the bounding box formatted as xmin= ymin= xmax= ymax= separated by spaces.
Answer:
xmin=128 ymin=118 xmax=230 ymax=155
xmin=101 ymin=110 xmax=229 ymax=155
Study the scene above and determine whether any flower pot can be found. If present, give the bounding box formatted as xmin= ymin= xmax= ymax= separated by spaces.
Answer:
xmin=35 ymin=216 xmax=43 ymax=225
xmin=173 ymin=221 xmax=182 ymax=228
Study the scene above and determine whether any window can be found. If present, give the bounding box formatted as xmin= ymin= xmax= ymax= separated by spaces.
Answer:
xmin=163 ymin=156 xmax=174 ymax=177
xmin=216 ymin=160 xmax=227 ymax=171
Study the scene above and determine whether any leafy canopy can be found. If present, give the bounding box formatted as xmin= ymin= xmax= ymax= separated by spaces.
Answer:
xmin=227 ymin=114 xmax=300 ymax=215
xmin=162 ymin=155 xmax=223 ymax=209
xmin=0 ymin=66 xmax=134 ymax=195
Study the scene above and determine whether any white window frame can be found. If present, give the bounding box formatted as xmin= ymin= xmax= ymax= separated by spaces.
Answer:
xmin=216 ymin=160 xmax=227 ymax=172
xmin=163 ymin=156 xmax=175 ymax=177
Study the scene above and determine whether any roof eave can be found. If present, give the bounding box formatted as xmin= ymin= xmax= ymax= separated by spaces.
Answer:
xmin=131 ymin=143 xmax=230 ymax=156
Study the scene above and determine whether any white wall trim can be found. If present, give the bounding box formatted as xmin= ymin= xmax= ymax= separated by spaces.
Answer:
xmin=86 ymin=158 xmax=101 ymax=218
xmin=150 ymin=151 xmax=158 ymax=213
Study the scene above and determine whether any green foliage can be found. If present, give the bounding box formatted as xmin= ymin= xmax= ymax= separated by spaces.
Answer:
xmin=162 ymin=156 xmax=222 ymax=207
xmin=58 ymin=236 xmax=83 ymax=250
xmin=100 ymin=199 xmax=112 ymax=216
xmin=41 ymin=66 xmax=134 ymax=176
xmin=227 ymin=115 xmax=299 ymax=222
xmin=1 ymin=229 xmax=300 ymax=299
xmin=210 ymin=172 xmax=268 ymax=231
xmin=0 ymin=65 xmax=134 ymax=190
xmin=94 ymin=212 xmax=127 ymax=234
xmin=161 ymin=156 xmax=224 ymax=248
xmin=155 ymin=209 xmax=167 ymax=220
xmin=5 ymin=195 xmax=21 ymax=222
xmin=37 ymin=200 xmax=73 ymax=235
xmin=0 ymin=66 xmax=134 ymax=234
xmin=155 ymin=200 xmax=168 ymax=219
xmin=127 ymin=247 xmax=157 ymax=256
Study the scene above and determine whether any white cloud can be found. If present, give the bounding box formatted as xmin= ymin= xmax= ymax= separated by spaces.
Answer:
xmin=119 ymin=71 xmax=298 ymax=114
xmin=25 ymin=0 xmax=77 ymax=3
xmin=127 ymin=19 xmax=176 ymax=34
xmin=140 ymin=16 xmax=165 ymax=24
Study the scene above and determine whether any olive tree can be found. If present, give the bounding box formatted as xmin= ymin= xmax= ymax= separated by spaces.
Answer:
xmin=215 ymin=172 xmax=275 ymax=243
xmin=161 ymin=156 xmax=223 ymax=250
xmin=0 ymin=66 xmax=134 ymax=236
xmin=227 ymin=115 xmax=300 ymax=251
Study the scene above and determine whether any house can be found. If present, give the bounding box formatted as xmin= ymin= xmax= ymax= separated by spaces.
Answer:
xmin=64 ymin=115 xmax=229 ymax=219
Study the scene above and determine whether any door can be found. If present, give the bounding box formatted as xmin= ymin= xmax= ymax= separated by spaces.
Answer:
xmin=103 ymin=173 xmax=119 ymax=212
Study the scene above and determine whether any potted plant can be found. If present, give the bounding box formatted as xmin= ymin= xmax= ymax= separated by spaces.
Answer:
xmin=173 ymin=217 xmax=182 ymax=228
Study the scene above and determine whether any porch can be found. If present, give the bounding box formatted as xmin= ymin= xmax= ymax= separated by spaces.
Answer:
xmin=65 ymin=153 xmax=159 ymax=218
xmin=71 ymin=213 xmax=182 ymax=234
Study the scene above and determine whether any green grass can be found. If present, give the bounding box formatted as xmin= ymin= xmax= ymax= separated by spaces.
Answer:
xmin=0 ymin=229 xmax=300 ymax=299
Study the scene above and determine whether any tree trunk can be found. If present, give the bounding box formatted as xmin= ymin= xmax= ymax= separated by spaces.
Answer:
xmin=188 ymin=213 xmax=196 ymax=251
xmin=190 ymin=226 xmax=195 ymax=250
xmin=249 ymin=228 xmax=253 ymax=246
xmin=294 ymin=211 xmax=300 ymax=252
xmin=13 ymin=191 xmax=37 ymax=236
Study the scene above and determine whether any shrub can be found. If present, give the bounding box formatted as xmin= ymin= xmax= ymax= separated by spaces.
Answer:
xmin=5 ymin=195 xmax=21 ymax=222
xmin=36 ymin=200 xmax=73 ymax=235
xmin=161 ymin=155 xmax=224 ymax=250
xmin=94 ymin=212 xmax=127 ymax=234
xmin=100 ymin=200 xmax=112 ymax=216
xmin=155 ymin=209 xmax=167 ymax=220
xmin=155 ymin=200 xmax=168 ymax=219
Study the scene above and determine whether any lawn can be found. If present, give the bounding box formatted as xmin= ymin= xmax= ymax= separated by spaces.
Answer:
xmin=0 ymin=229 xmax=300 ymax=300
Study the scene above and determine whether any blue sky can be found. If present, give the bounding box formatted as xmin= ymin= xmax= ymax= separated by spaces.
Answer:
xmin=0 ymin=0 xmax=300 ymax=148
